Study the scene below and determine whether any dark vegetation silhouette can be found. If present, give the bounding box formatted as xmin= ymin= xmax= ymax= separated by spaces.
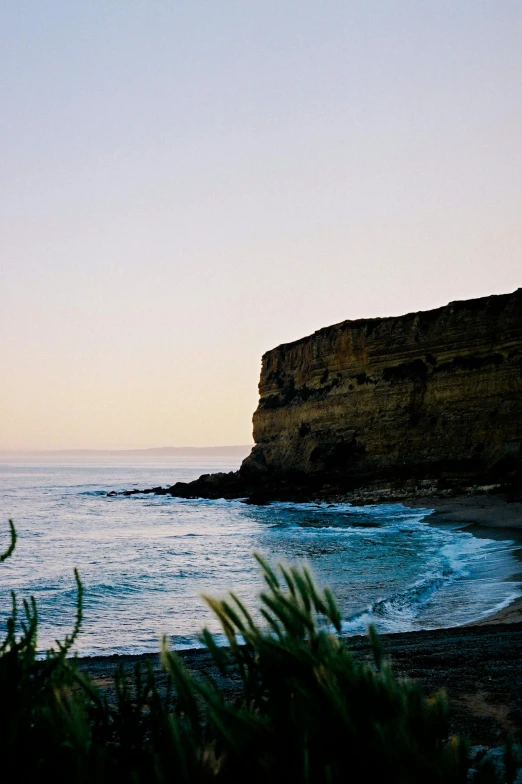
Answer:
xmin=0 ymin=520 xmax=515 ymax=782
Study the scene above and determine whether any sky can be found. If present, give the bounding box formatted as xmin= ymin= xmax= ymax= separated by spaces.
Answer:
xmin=1 ymin=1 xmax=521 ymax=450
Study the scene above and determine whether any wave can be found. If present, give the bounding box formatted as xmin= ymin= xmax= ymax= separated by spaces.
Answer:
xmin=342 ymin=571 xmax=450 ymax=635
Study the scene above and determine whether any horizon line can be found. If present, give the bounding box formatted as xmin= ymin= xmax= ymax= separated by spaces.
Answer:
xmin=0 ymin=445 xmax=253 ymax=455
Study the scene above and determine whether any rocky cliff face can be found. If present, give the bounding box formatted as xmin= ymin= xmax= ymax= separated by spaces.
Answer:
xmin=242 ymin=289 xmax=522 ymax=490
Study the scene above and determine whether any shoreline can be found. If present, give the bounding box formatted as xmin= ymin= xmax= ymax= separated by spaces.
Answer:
xmin=75 ymin=493 xmax=522 ymax=743
xmin=404 ymin=493 xmax=522 ymax=625
xmin=405 ymin=492 xmax=522 ymax=531
xmin=76 ymin=492 xmax=522 ymax=665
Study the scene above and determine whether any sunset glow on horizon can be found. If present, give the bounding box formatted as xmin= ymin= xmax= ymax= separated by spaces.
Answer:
xmin=2 ymin=2 xmax=521 ymax=450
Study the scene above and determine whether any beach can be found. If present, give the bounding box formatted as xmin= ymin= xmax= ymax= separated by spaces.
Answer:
xmin=405 ymin=493 xmax=522 ymax=625
xmin=77 ymin=493 xmax=522 ymax=745
xmin=78 ymin=621 xmax=522 ymax=747
xmin=409 ymin=493 xmax=522 ymax=531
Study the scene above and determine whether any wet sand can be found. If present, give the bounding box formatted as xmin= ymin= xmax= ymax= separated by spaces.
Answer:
xmin=77 ymin=494 xmax=522 ymax=744
xmin=406 ymin=493 xmax=522 ymax=531
xmin=405 ymin=493 xmax=522 ymax=625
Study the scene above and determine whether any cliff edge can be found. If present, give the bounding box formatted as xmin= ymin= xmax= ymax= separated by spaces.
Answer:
xmin=130 ymin=289 xmax=521 ymax=503
xmin=241 ymin=288 xmax=522 ymax=495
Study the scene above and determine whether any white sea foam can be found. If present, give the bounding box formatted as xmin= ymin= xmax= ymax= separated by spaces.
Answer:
xmin=341 ymin=523 xmax=521 ymax=635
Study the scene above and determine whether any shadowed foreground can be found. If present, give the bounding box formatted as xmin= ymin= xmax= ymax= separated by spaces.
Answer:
xmin=2 ymin=520 xmax=521 ymax=783
xmin=79 ymin=623 xmax=522 ymax=748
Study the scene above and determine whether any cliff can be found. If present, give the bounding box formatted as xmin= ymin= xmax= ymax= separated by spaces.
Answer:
xmin=240 ymin=289 xmax=522 ymax=493
xmin=133 ymin=289 xmax=521 ymax=502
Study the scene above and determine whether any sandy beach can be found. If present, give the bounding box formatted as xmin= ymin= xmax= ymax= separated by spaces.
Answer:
xmin=405 ymin=493 xmax=522 ymax=625
xmin=407 ymin=493 xmax=522 ymax=531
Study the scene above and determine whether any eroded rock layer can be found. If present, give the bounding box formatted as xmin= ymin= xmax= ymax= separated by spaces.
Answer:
xmin=241 ymin=289 xmax=522 ymax=489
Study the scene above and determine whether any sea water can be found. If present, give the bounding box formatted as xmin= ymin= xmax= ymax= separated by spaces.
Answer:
xmin=0 ymin=456 xmax=521 ymax=656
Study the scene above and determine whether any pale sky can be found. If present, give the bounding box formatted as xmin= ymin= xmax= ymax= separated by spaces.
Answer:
xmin=1 ymin=1 xmax=521 ymax=450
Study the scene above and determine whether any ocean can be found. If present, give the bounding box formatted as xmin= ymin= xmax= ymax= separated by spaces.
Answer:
xmin=1 ymin=456 xmax=521 ymax=656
